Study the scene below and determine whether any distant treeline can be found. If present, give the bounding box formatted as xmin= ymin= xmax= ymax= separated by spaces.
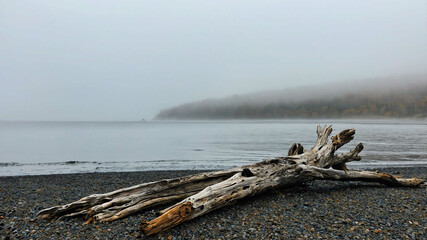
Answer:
xmin=156 ymin=83 xmax=427 ymax=120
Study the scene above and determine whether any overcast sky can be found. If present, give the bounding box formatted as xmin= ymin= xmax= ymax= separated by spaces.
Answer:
xmin=1 ymin=0 xmax=426 ymax=121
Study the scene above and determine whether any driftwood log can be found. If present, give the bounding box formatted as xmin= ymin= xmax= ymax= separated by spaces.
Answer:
xmin=36 ymin=125 xmax=425 ymax=236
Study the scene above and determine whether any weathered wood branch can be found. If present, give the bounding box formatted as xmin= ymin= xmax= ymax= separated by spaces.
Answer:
xmin=36 ymin=125 xmax=425 ymax=237
xmin=300 ymin=165 xmax=425 ymax=187
xmin=36 ymin=168 xmax=241 ymax=221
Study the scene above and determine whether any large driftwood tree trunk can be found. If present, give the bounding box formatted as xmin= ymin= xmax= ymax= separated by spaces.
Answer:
xmin=36 ymin=125 xmax=425 ymax=236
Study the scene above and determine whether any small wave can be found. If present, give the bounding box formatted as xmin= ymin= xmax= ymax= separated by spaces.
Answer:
xmin=0 ymin=161 xmax=99 ymax=167
xmin=44 ymin=161 xmax=99 ymax=166
xmin=0 ymin=162 xmax=21 ymax=167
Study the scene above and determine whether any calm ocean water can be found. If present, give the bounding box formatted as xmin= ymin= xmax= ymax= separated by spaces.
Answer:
xmin=0 ymin=119 xmax=426 ymax=176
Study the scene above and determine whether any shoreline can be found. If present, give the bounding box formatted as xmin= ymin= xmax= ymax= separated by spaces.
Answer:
xmin=2 ymin=162 xmax=427 ymax=177
xmin=1 ymin=167 xmax=426 ymax=239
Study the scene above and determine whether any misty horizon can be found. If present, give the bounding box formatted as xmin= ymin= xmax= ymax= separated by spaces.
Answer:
xmin=1 ymin=74 xmax=426 ymax=122
xmin=1 ymin=1 xmax=427 ymax=121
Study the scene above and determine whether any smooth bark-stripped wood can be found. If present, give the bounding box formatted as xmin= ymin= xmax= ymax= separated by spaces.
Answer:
xmin=36 ymin=168 xmax=241 ymax=221
xmin=36 ymin=125 xmax=425 ymax=236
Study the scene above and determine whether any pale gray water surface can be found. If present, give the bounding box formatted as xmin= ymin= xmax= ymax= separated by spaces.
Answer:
xmin=0 ymin=120 xmax=426 ymax=176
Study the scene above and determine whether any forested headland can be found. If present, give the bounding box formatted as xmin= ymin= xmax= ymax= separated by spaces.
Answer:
xmin=156 ymin=76 xmax=427 ymax=120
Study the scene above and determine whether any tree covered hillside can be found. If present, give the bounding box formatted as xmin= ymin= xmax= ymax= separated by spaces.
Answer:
xmin=156 ymin=79 xmax=427 ymax=119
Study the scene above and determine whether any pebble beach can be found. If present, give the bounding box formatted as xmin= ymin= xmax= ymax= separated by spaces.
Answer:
xmin=1 ymin=167 xmax=426 ymax=240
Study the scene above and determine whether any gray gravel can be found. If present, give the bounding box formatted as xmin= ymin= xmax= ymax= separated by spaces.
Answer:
xmin=1 ymin=167 xmax=426 ymax=239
